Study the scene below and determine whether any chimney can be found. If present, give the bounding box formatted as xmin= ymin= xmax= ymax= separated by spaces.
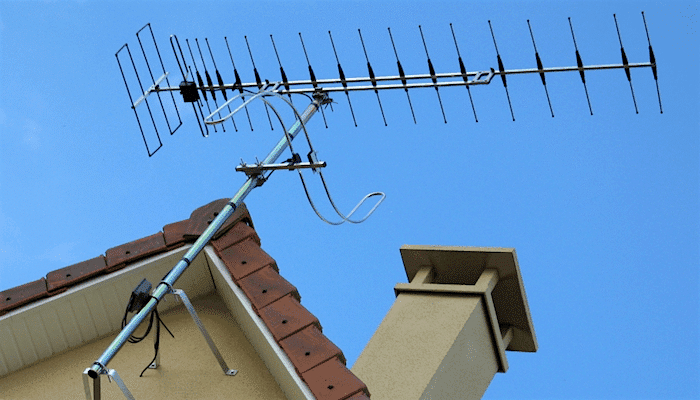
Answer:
xmin=351 ymin=245 xmax=537 ymax=399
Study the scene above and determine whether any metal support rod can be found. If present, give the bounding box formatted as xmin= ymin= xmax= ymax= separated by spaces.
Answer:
xmin=171 ymin=289 xmax=237 ymax=376
xmin=86 ymin=93 xmax=327 ymax=382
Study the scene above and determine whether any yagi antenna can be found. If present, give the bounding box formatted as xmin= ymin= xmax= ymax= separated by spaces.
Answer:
xmin=99 ymin=15 xmax=663 ymax=398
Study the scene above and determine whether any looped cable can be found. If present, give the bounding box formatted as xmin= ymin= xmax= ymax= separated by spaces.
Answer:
xmin=243 ymin=91 xmax=385 ymax=225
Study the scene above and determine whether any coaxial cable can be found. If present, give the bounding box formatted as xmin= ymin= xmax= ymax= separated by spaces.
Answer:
xmin=245 ymin=35 xmax=275 ymax=130
xmin=224 ymin=36 xmax=254 ymax=131
xmin=270 ymin=35 xmax=294 ymax=105
xmin=299 ymin=32 xmax=329 ymax=128
xmin=205 ymin=38 xmax=238 ymax=131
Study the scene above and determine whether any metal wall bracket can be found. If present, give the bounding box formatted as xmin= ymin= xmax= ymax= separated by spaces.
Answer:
xmin=169 ymin=288 xmax=238 ymax=376
xmin=82 ymin=288 xmax=236 ymax=400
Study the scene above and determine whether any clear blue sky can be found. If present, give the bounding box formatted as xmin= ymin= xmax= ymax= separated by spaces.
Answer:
xmin=1 ymin=1 xmax=698 ymax=398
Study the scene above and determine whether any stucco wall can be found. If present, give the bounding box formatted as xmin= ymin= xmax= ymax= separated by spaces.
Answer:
xmin=0 ymin=292 xmax=287 ymax=400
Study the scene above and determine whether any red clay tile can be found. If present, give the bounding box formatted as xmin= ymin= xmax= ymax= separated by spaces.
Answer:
xmin=237 ymin=266 xmax=299 ymax=312
xmin=344 ymin=392 xmax=371 ymax=400
xmin=279 ymin=324 xmax=345 ymax=375
xmin=217 ymin=238 xmax=277 ymax=280
xmin=189 ymin=199 xmax=251 ymax=240
xmin=302 ymin=357 xmax=370 ymax=400
xmin=211 ymin=222 xmax=260 ymax=253
xmin=259 ymin=294 xmax=320 ymax=342
xmin=105 ymin=232 xmax=167 ymax=271
xmin=46 ymin=256 xmax=107 ymax=292
xmin=0 ymin=278 xmax=48 ymax=314
xmin=162 ymin=200 xmax=252 ymax=247
xmin=162 ymin=218 xmax=192 ymax=248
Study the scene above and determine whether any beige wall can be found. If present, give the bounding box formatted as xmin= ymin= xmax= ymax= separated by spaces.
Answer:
xmin=352 ymin=292 xmax=498 ymax=399
xmin=0 ymin=292 xmax=287 ymax=400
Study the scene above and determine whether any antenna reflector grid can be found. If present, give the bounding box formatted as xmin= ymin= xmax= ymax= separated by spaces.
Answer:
xmin=115 ymin=23 xmax=182 ymax=157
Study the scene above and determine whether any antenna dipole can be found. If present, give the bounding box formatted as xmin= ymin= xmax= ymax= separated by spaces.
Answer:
xmin=568 ymin=18 xmax=594 ymax=115
xmin=527 ymin=20 xmax=555 ymax=118
xmin=450 ymin=23 xmax=479 ymax=122
xmin=358 ymin=28 xmax=388 ymax=126
xmin=419 ymin=25 xmax=448 ymax=124
xmin=388 ymin=27 xmax=417 ymax=124
xmin=488 ymin=20 xmax=515 ymax=121
xmin=614 ymin=14 xmax=639 ymax=114
xmin=642 ymin=11 xmax=662 ymax=114
xmin=328 ymin=30 xmax=358 ymax=127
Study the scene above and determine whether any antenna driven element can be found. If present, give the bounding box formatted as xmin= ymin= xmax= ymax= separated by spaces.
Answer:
xmin=488 ymin=20 xmax=515 ymax=121
xmin=568 ymin=17 xmax=594 ymax=115
xmin=527 ymin=20 xmax=554 ymax=117
xmin=358 ymin=29 xmax=388 ymax=126
xmin=388 ymin=27 xmax=417 ymax=124
xmin=419 ymin=25 xmax=448 ymax=123
xmin=642 ymin=11 xmax=662 ymax=113
xmin=614 ymin=14 xmax=639 ymax=114
xmin=450 ymin=23 xmax=479 ymax=122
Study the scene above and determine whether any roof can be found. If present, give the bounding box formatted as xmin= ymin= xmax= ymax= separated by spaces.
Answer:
xmin=0 ymin=198 xmax=370 ymax=400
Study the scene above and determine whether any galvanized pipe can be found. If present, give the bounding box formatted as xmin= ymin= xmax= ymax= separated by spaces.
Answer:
xmin=87 ymin=93 xmax=327 ymax=379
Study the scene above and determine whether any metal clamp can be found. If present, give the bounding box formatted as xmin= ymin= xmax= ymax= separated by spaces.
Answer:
xmin=236 ymin=160 xmax=327 ymax=177
xmin=83 ymin=367 xmax=135 ymax=400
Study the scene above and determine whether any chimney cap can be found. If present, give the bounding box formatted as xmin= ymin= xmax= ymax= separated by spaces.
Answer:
xmin=400 ymin=245 xmax=537 ymax=352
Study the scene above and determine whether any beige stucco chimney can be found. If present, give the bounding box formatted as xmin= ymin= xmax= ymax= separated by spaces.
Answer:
xmin=351 ymin=245 xmax=537 ymax=399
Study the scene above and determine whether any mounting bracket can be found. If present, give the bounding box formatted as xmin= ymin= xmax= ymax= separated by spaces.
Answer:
xmin=82 ymin=288 xmax=236 ymax=400
xmin=236 ymin=160 xmax=327 ymax=176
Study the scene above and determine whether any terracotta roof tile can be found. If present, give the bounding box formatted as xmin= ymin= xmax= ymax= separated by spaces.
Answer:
xmin=0 ymin=278 xmax=48 ymax=316
xmin=1 ymin=198 xmax=371 ymax=397
xmin=217 ymin=238 xmax=277 ymax=280
xmin=46 ymin=255 xmax=107 ymax=293
xmin=105 ymin=232 xmax=168 ymax=271
xmin=237 ymin=265 xmax=300 ymax=312
xmin=302 ymin=357 xmax=370 ymax=400
xmin=211 ymin=222 xmax=260 ymax=252
xmin=258 ymin=294 xmax=321 ymax=342
xmin=163 ymin=201 xmax=252 ymax=248
xmin=279 ymin=324 xmax=345 ymax=375
xmin=344 ymin=392 xmax=372 ymax=400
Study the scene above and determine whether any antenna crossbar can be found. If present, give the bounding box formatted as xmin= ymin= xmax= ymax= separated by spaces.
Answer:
xmin=151 ymin=62 xmax=653 ymax=98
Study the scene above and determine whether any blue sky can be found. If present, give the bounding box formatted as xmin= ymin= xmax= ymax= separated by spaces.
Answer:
xmin=1 ymin=1 xmax=698 ymax=398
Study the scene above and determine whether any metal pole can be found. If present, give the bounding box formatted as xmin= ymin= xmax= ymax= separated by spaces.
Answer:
xmin=87 ymin=93 xmax=327 ymax=379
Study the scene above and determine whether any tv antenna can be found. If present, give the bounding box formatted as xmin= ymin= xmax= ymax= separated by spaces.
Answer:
xmin=91 ymin=12 xmax=661 ymax=399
